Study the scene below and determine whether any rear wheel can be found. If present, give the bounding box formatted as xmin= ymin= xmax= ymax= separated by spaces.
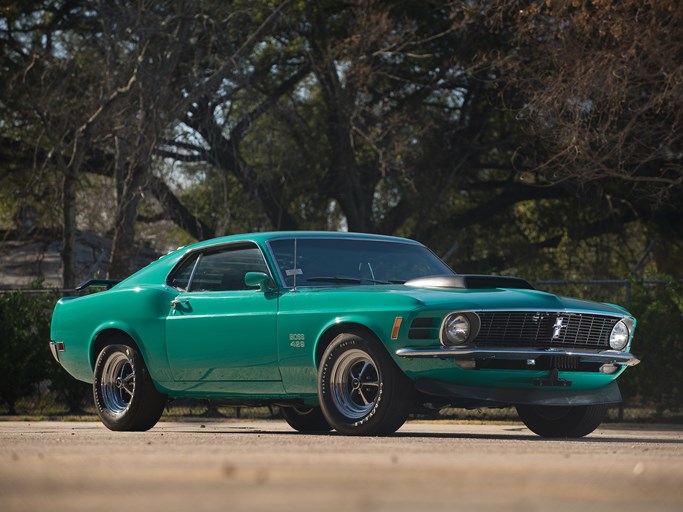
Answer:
xmin=93 ymin=342 xmax=166 ymax=431
xmin=282 ymin=406 xmax=332 ymax=433
xmin=318 ymin=332 xmax=413 ymax=436
xmin=516 ymin=404 xmax=608 ymax=438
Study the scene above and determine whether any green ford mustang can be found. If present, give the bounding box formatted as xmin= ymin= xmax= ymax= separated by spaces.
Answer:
xmin=50 ymin=231 xmax=639 ymax=437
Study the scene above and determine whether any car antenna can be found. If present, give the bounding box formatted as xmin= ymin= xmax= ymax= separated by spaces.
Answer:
xmin=292 ymin=238 xmax=298 ymax=292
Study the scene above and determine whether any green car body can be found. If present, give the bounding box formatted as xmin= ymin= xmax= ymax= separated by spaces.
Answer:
xmin=50 ymin=231 xmax=639 ymax=436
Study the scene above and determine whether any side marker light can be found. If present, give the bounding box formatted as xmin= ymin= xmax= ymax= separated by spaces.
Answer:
xmin=391 ymin=317 xmax=403 ymax=340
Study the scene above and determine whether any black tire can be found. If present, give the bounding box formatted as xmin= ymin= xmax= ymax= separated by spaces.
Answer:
xmin=282 ymin=406 xmax=332 ymax=433
xmin=318 ymin=332 xmax=414 ymax=436
xmin=516 ymin=403 xmax=608 ymax=438
xmin=93 ymin=342 xmax=167 ymax=431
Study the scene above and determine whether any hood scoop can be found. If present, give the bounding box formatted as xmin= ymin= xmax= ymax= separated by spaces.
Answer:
xmin=404 ymin=274 xmax=535 ymax=290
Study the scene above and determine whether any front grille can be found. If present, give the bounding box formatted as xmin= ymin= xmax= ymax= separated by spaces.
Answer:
xmin=475 ymin=311 xmax=619 ymax=349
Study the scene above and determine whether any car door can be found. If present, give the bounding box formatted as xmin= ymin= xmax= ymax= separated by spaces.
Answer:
xmin=165 ymin=243 xmax=282 ymax=385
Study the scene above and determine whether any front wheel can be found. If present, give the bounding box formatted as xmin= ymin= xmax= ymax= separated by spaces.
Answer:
xmin=516 ymin=404 xmax=608 ymax=438
xmin=318 ymin=332 xmax=413 ymax=436
xmin=93 ymin=343 xmax=167 ymax=431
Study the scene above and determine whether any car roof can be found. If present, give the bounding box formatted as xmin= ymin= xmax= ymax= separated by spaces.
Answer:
xmin=114 ymin=231 xmax=424 ymax=289
xmin=177 ymin=231 xmax=422 ymax=252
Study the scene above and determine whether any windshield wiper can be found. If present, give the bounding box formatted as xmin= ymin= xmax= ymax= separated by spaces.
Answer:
xmin=306 ymin=276 xmax=396 ymax=285
xmin=306 ymin=276 xmax=362 ymax=284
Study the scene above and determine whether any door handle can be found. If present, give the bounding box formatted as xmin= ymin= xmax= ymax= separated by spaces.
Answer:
xmin=170 ymin=298 xmax=190 ymax=308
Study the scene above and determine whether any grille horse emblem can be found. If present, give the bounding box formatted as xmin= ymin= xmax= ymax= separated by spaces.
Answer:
xmin=552 ymin=317 xmax=566 ymax=340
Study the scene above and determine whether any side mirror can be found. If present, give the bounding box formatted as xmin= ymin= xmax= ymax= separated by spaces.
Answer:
xmin=244 ymin=271 xmax=275 ymax=292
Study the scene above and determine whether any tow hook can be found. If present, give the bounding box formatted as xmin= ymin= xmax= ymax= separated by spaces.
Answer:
xmin=533 ymin=368 xmax=573 ymax=387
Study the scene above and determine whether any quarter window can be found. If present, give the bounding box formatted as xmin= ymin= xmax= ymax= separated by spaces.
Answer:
xmin=168 ymin=253 xmax=199 ymax=291
xmin=189 ymin=246 xmax=269 ymax=292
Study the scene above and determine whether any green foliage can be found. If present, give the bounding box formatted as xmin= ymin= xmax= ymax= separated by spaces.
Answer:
xmin=621 ymin=278 xmax=683 ymax=415
xmin=0 ymin=292 xmax=53 ymax=413
xmin=0 ymin=291 xmax=90 ymax=414
xmin=176 ymin=170 xmax=272 ymax=237
xmin=46 ymin=360 xmax=90 ymax=414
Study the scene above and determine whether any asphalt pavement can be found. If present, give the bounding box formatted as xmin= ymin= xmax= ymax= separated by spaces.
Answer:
xmin=1 ymin=419 xmax=681 ymax=512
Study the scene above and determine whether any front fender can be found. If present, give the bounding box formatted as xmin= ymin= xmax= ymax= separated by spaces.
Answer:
xmin=313 ymin=314 xmax=396 ymax=363
xmin=278 ymin=311 xmax=402 ymax=395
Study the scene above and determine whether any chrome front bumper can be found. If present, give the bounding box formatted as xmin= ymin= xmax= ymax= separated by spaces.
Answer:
xmin=395 ymin=347 xmax=640 ymax=366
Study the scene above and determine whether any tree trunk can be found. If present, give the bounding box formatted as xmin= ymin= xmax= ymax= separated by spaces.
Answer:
xmin=61 ymin=162 xmax=78 ymax=289
xmin=108 ymin=135 xmax=145 ymax=279
xmin=310 ymin=24 xmax=378 ymax=232
xmin=109 ymin=165 xmax=144 ymax=279
xmin=147 ymin=174 xmax=216 ymax=241
xmin=322 ymin=98 xmax=377 ymax=233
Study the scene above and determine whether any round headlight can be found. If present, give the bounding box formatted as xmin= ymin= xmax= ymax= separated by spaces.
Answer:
xmin=609 ymin=320 xmax=630 ymax=350
xmin=444 ymin=314 xmax=471 ymax=345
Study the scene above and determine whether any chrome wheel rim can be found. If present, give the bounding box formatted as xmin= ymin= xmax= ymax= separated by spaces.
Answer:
xmin=330 ymin=349 xmax=381 ymax=419
xmin=100 ymin=352 xmax=135 ymax=415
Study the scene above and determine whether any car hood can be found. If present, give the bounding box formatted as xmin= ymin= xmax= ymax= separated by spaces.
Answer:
xmin=397 ymin=286 xmax=628 ymax=315
xmin=292 ymin=284 xmax=630 ymax=316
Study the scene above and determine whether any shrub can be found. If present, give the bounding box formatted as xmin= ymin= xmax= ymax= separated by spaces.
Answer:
xmin=621 ymin=278 xmax=683 ymax=416
xmin=0 ymin=292 xmax=54 ymax=414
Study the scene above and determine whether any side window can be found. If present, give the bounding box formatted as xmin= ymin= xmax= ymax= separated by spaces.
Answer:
xmin=189 ymin=246 xmax=269 ymax=292
xmin=168 ymin=253 xmax=199 ymax=291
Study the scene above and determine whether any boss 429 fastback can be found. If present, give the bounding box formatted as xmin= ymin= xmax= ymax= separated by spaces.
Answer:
xmin=50 ymin=231 xmax=639 ymax=437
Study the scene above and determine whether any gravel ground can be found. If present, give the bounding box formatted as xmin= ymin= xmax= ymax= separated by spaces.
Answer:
xmin=1 ymin=420 xmax=681 ymax=512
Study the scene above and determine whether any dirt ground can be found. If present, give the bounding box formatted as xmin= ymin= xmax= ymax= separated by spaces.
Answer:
xmin=0 ymin=419 xmax=681 ymax=512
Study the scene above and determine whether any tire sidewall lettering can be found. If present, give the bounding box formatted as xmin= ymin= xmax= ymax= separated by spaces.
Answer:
xmin=319 ymin=334 xmax=387 ymax=430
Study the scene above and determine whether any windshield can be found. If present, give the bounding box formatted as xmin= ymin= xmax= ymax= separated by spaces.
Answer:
xmin=268 ymin=238 xmax=454 ymax=288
